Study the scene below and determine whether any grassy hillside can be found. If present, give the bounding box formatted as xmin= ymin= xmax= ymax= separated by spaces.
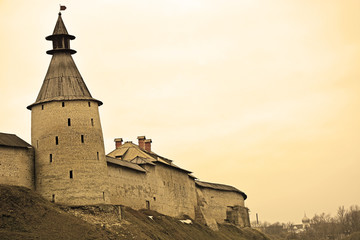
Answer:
xmin=0 ymin=185 xmax=269 ymax=240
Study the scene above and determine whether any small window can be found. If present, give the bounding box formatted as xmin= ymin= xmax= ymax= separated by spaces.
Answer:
xmin=103 ymin=192 xmax=105 ymax=200
xmin=97 ymin=152 xmax=99 ymax=160
xmin=55 ymin=136 xmax=59 ymax=145
xmin=146 ymin=200 xmax=150 ymax=210
xmin=50 ymin=154 xmax=53 ymax=163
xmin=52 ymin=194 xmax=55 ymax=203
xmin=153 ymin=197 xmax=156 ymax=201
xmin=81 ymin=135 xmax=84 ymax=143
xmin=88 ymin=102 xmax=91 ymax=107
xmin=91 ymin=118 xmax=94 ymax=126
xmin=68 ymin=118 xmax=71 ymax=126
xmin=62 ymin=102 xmax=65 ymax=107
xmin=41 ymin=105 xmax=44 ymax=110
xmin=70 ymin=170 xmax=73 ymax=179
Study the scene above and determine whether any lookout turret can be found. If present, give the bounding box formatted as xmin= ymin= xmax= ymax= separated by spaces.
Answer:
xmin=46 ymin=12 xmax=76 ymax=55
xmin=28 ymin=12 xmax=109 ymax=205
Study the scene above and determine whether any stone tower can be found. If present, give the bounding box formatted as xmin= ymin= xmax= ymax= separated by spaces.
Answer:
xmin=27 ymin=13 xmax=110 ymax=205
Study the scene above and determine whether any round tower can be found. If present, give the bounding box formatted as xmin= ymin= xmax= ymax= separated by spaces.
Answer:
xmin=27 ymin=12 xmax=110 ymax=205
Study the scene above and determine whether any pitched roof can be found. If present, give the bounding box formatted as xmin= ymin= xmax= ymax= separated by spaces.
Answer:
xmin=129 ymin=156 xmax=156 ymax=166
xmin=0 ymin=133 xmax=32 ymax=148
xmin=195 ymin=180 xmax=247 ymax=200
xmin=107 ymin=141 xmax=192 ymax=173
xmin=106 ymin=156 xmax=146 ymax=173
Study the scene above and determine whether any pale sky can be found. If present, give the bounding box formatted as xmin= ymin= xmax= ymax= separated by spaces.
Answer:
xmin=0 ymin=0 xmax=359 ymax=224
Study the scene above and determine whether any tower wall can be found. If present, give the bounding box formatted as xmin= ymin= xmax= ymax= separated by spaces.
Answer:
xmin=31 ymin=100 xmax=109 ymax=205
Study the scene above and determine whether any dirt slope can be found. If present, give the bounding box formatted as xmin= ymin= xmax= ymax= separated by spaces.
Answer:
xmin=0 ymin=185 xmax=269 ymax=240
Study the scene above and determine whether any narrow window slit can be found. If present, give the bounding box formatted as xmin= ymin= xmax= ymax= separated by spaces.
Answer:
xmin=68 ymin=118 xmax=71 ymax=126
xmin=70 ymin=170 xmax=73 ymax=179
xmin=81 ymin=135 xmax=84 ymax=143
xmin=55 ymin=136 xmax=59 ymax=145
xmin=62 ymin=102 xmax=65 ymax=107
xmin=91 ymin=118 xmax=94 ymax=126
xmin=88 ymin=102 xmax=91 ymax=107
xmin=50 ymin=154 xmax=52 ymax=163
xmin=97 ymin=152 xmax=99 ymax=160
xmin=52 ymin=194 xmax=55 ymax=203
xmin=41 ymin=105 xmax=44 ymax=110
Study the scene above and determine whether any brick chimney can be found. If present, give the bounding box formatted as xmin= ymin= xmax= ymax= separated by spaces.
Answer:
xmin=144 ymin=139 xmax=152 ymax=152
xmin=137 ymin=136 xmax=146 ymax=149
xmin=114 ymin=138 xmax=123 ymax=149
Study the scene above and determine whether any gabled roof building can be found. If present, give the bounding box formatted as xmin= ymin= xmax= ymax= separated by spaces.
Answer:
xmin=0 ymin=12 xmax=250 ymax=230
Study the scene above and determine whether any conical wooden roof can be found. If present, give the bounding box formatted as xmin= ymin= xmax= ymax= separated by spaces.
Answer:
xmin=27 ymin=13 xmax=102 ymax=109
xmin=52 ymin=12 xmax=70 ymax=35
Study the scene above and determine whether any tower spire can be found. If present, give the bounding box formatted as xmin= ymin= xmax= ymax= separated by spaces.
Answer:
xmin=27 ymin=13 xmax=102 ymax=110
xmin=45 ymin=12 xmax=76 ymax=55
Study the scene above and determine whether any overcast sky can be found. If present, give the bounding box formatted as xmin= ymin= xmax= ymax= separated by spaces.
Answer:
xmin=1 ymin=0 xmax=359 ymax=224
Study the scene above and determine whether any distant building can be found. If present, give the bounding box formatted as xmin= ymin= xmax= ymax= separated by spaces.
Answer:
xmin=288 ymin=213 xmax=311 ymax=233
xmin=302 ymin=213 xmax=311 ymax=229
xmin=0 ymin=12 xmax=250 ymax=230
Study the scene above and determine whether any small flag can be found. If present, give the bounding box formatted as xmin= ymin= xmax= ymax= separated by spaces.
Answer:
xmin=60 ymin=5 xmax=67 ymax=11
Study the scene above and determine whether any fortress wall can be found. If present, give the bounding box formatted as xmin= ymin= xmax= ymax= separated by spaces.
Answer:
xmin=149 ymin=164 xmax=197 ymax=219
xmin=31 ymin=100 xmax=110 ymax=205
xmin=0 ymin=146 xmax=34 ymax=189
xmin=107 ymin=163 xmax=151 ymax=209
xmin=196 ymin=187 xmax=245 ymax=224
xmin=107 ymin=163 xmax=197 ymax=219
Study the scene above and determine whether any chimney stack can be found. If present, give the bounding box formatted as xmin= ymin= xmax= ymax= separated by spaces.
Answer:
xmin=114 ymin=138 xmax=123 ymax=149
xmin=144 ymin=139 xmax=152 ymax=152
xmin=137 ymin=136 xmax=146 ymax=149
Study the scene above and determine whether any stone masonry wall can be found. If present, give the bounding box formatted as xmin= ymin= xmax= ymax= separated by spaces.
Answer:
xmin=31 ymin=100 xmax=110 ymax=205
xmin=152 ymin=164 xmax=197 ymax=219
xmin=107 ymin=163 xmax=197 ymax=219
xmin=0 ymin=146 xmax=34 ymax=189
xmin=107 ymin=163 xmax=149 ymax=209
xmin=196 ymin=187 xmax=245 ymax=224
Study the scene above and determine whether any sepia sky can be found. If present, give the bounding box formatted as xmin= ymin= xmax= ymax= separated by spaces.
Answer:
xmin=1 ymin=0 xmax=359 ymax=224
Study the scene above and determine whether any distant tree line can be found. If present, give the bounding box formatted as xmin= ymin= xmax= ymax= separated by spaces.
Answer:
xmin=252 ymin=205 xmax=360 ymax=240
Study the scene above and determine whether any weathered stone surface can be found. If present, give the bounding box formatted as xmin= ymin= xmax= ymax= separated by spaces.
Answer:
xmin=0 ymin=146 xmax=34 ymax=190
xmin=31 ymin=100 xmax=109 ymax=205
xmin=196 ymin=186 xmax=249 ymax=227
xmin=108 ymin=162 xmax=197 ymax=219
